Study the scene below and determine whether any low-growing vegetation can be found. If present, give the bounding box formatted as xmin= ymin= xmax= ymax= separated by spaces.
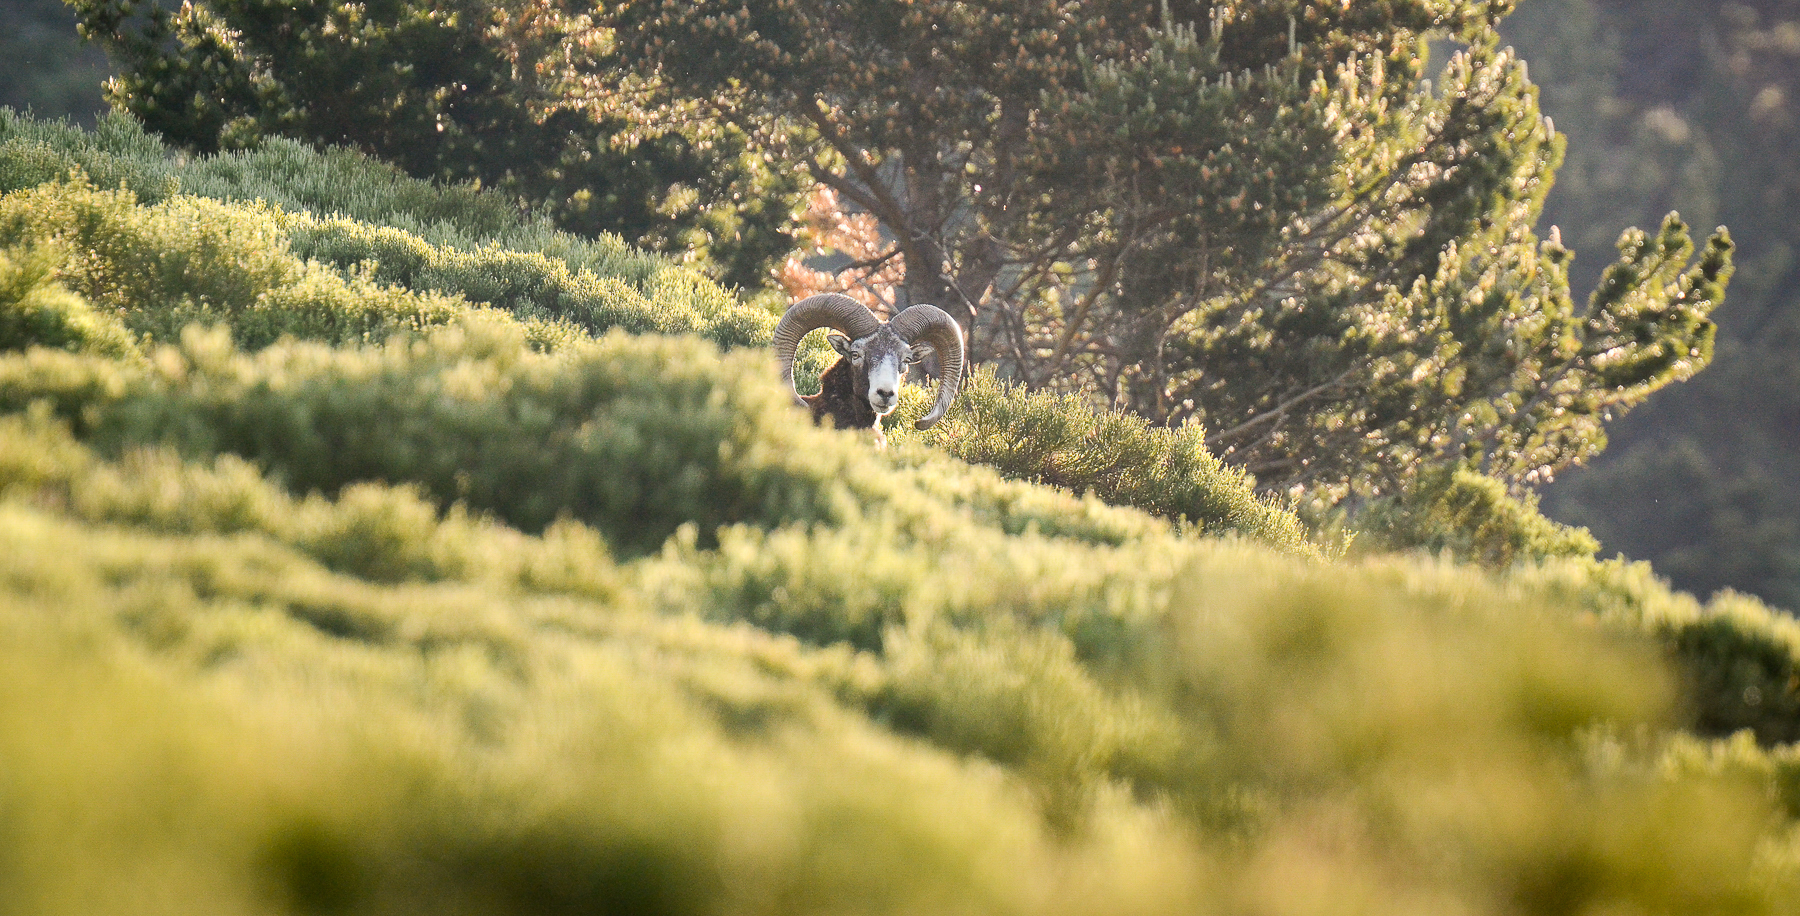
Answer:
xmin=4 ymin=112 xmax=1800 ymax=915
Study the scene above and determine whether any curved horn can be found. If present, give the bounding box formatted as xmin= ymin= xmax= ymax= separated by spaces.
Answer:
xmin=888 ymin=304 xmax=965 ymax=430
xmin=772 ymin=294 xmax=883 ymax=405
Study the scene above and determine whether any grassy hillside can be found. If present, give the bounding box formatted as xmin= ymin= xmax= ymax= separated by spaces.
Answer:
xmin=6 ymin=113 xmax=1800 ymax=915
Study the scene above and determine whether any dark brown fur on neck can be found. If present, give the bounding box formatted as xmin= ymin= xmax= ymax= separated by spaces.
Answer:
xmin=803 ymin=357 xmax=878 ymax=431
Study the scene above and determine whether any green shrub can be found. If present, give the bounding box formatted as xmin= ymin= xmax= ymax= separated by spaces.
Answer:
xmin=0 ymin=175 xmax=774 ymax=352
xmin=1504 ymin=556 xmax=1800 ymax=744
xmin=0 ymin=180 xmax=482 ymax=349
xmin=1 ymin=479 xmax=1789 ymax=915
xmin=899 ymin=368 xmax=1312 ymax=552
xmin=1327 ymin=465 xmax=1601 ymax=567
xmin=1667 ymin=595 xmax=1800 ymax=741
xmin=0 ymin=246 xmax=134 ymax=357
xmin=0 ymin=339 xmax=142 ymax=428
xmin=1660 ymin=731 xmax=1800 ymax=824
xmin=0 ymin=407 xmax=618 ymax=597
xmin=0 ymin=298 xmax=1791 ymax=916
xmin=0 ymin=321 xmax=1297 ymax=575
xmin=285 ymin=215 xmax=774 ymax=348
xmin=0 ymin=321 xmax=1180 ymax=559
xmin=110 ymin=323 xmax=869 ymax=555
xmin=0 ymin=109 xmax=676 ymax=291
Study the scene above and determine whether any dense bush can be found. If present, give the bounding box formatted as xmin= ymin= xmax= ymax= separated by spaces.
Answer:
xmin=0 ymin=109 xmax=683 ymax=293
xmin=0 ymin=180 xmax=481 ymax=349
xmin=1325 ymin=466 xmax=1602 ymax=567
xmin=284 ymin=215 xmax=774 ymax=349
xmin=0 ymin=177 xmax=771 ymax=352
xmin=0 ymin=245 xmax=134 ymax=357
xmin=1508 ymin=557 xmax=1800 ymax=745
xmin=0 ymin=407 xmax=618 ymax=595
xmin=0 ymin=319 xmax=1207 ymax=558
xmin=0 ymin=386 xmax=1794 ymax=915
xmin=901 ymin=368 xmax=1310 ymax=549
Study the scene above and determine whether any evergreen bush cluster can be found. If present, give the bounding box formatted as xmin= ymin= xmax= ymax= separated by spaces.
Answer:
xmin=1326 ymin=466 xmax=1603 ymax=568
xmin=0 ymin=319 xmax=1202 ymax=559
xmin=0 ymin=109 xmax=680 ymax=293
xmin=0 ymin=173 xmax=770 ymax=353
xmin=902 ymin=368 xmax=1309 ymax=547
xmin=1508 ymin=557 xmax=1800 ymax=745
xmin=0 ymin=245 xmax=134 ymax=357
xmin=0 ymin=180 xmax=473 ymax=350
xmin=284 ymin=216 xmax=773 ymax=349
xmin=0 ymin=406 xmax=619 ymax=595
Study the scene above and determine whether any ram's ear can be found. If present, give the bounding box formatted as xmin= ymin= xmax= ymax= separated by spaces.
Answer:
xmin=908 ymin=342 xmax=934 ymax=363
xmin=828 ymin=333 xmax=854 ymax=358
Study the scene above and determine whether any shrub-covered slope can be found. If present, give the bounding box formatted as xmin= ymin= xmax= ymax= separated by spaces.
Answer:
xmin=0 ymin=147 xmax=1309 ymax=549
xmin=0 ymin=109 xmax=669 ymax=286
xmin=6 ymin=114 xmax=1800 ymax=915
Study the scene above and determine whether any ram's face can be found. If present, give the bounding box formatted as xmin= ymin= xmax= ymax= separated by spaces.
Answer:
xmin=831 ymin=328 xmax=921 ymax=417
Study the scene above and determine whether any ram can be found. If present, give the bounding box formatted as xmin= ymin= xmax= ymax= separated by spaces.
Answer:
xmin=772 ymin=294 xmax=965 ymax=447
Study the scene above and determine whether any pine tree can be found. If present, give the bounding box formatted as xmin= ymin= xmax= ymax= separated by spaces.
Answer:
xmin=67 ymin=0 xmax=807 ymax=289
xmin=607 ymin=0 xmax=1732 ymax=496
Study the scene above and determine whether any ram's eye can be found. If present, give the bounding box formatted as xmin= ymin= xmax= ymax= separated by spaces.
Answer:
xmin=850 ymin=351 xmax=864 ymax=364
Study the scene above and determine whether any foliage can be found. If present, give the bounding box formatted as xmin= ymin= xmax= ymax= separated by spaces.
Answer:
xmin=283 ymin=215 xmax=774 ymax=349
xmin=0 ymin=245 xmax=135 ymax=357
xmin=0 ymin=176 xmax=776 ymax=353
xmin=1507 ymin=557 xmax=1800 ymax=746
xmin=1328 ymin=465 xmax=1601 ymax=568
xmin=65 ymin=0 xmax=807 ymax=289
xmin=1 ymin=400 xmax=1799 ymax=914
xmin=897 ymin=367 xmax=1308 ymax=547
xmin=604 ymin=0 xmax=1732 ymax=499
xmin=777 ymin=185 xmax=908 ymax=314
xmin=1 ymin=319 xmax=1300 ymax=560
xmin=0 ymin=108 xmax=680 ymax=291
xmin=0 ymin=406 xmax=620 ymax=594
xmin=0 ymin=179 xmax=488 ymax=349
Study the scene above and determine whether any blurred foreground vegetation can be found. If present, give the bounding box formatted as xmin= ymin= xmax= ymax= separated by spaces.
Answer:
xmin=5 ymin=111 xmax=1800 ymax=915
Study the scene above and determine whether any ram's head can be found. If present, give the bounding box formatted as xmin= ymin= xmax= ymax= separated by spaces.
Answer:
xmin=773 ymin=294 xmax=966 ymax=431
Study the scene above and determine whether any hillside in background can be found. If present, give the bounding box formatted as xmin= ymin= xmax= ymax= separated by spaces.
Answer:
xmin=1504 ymin=0 xmax=1800 ymax=610
xmin=8 ymin=111 xmax=1800 ymax=915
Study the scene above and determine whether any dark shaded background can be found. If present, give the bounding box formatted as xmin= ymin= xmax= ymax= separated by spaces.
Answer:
xmin=2 ymin=0 xmax=110 ymax=124
xmin=1504 ymin=0 xmax=1800 ymax=610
